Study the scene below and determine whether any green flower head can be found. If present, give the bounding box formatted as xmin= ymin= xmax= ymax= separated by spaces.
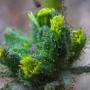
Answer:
xmin=20 ymin=56 xmax=42 ymax=79
xmin=71 ymin=27 xmax=86 ymax=48
xmin=36 ymin=8 xmax=53 ymax=26
xmin=51 ymin=15 xmax=64 ymax=37
xmin=37 ymin=8 xmax=52 ymax=17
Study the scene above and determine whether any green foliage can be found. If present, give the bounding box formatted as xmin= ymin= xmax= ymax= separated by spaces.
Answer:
xmin=0 ymin=8 xmax=86 ymax=86
xmin=29 ymin=8 xmax=86 ymax=74
xmin=20 ymin=56 xmax=42 ymax=79
xmin=28 ymin=8 xmax=59 ymax=44
xmin=4 ymin=27 xmax=31 ymax=56
xmin=29 ymin=25 xmax=56 ymax=76
xmin=35 ymin=8 xmax=59 ymax=27
xmin=0 ymin=48 xmax=21 ymax=75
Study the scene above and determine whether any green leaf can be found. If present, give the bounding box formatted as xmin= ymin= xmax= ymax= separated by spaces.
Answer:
xmin=4 ymin=27 xmax=31 ymax=56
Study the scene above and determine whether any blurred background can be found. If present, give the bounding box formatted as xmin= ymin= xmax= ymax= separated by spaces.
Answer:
xmin=0 ymin=0 xmax=42 ymax=42
xmin=0 ymin=0 xmax=90 ymax=41
xmin=65 ymin=0 xmax=90 ymax=37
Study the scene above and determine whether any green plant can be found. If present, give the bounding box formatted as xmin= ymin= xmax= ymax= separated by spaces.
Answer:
xmin=4 ymin=27 xmax=31 ymax=56
xmin=28 ymin=8 xmax=86 ymax=74
xmin=69 ymin=28 xmax=86 ymax=63
xmin=0 ymin=48 xmax=21 ymax=75
xmin=0 ymin=8 xmax=87 ymax=89
xmin=20 ymin=56 xmax=42 ymax=79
